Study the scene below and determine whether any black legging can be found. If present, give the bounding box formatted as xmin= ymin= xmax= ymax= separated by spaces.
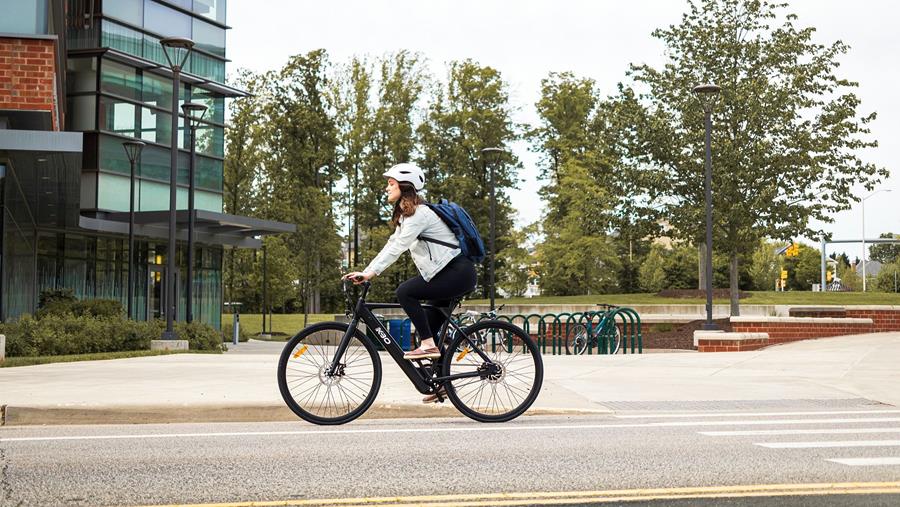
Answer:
xmin=395 ymin=256 xmax=477 ymax=341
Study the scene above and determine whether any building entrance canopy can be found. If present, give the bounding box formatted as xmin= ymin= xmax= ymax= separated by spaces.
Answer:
xmin=79 ymin=209 xmax=296 ymax=248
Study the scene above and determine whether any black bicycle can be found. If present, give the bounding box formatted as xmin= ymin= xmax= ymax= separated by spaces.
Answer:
xmin=277 ymin=280 xmax=543 ymax=425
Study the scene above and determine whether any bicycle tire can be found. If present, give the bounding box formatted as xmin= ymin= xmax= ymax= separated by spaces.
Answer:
xmin=608 ymin=325 xmax=622 ymax=354
xmin=442 ymin=320 xmax=543 ymax=422
xmin=277 ymin=322 xmax=381 ymax=425
xmin=565 ymin=322 xmax=590 ymax=355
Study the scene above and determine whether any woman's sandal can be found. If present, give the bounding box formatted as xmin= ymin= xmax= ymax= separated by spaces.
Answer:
xmin=403 ymin=346 xmax=441 ymax=361
xmin=422 ymin=386 xmax=447 ymax=404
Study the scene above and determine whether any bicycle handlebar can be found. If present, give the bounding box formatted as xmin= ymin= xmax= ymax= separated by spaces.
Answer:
xmin=596 ymin=303 xmax=620 ymax=310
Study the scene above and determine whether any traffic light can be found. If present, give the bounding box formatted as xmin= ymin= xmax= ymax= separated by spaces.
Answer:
xmin=826 ymin=270 xmax=833 ymax=282
xmin=781 ymin=269 xmax=788 ymax=280
xmin=785 ymin=244 xmax=800 ymax=257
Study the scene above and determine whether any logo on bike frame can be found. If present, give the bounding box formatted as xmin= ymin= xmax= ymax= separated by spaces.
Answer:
xmin=375 ymin=327 xmax=391 ymax=345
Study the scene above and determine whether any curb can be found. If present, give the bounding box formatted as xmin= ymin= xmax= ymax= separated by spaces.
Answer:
xmin=0 ymin=404 xmax=611 ymax=426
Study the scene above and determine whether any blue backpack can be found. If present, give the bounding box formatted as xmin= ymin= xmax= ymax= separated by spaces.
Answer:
xmin=418 ymin=199 xmax=487 ymax=263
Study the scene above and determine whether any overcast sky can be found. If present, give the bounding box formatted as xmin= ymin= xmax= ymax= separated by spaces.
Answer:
xmin=227 ymin=0 xmax=898 ymax=260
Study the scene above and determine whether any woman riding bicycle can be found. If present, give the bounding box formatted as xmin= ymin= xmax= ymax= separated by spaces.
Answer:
xmin=343 ymin=163 xmax=477 ymax=363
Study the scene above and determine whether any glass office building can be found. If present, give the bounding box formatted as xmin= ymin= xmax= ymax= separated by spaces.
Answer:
xmin=0 ymin=0 xmax=293 ymax=327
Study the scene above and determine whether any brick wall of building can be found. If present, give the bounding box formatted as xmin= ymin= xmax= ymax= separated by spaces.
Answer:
xmin=0 ymin=37 xmax=59 ymax=130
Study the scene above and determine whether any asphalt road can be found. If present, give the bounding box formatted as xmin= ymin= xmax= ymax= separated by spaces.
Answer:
xmin=3 ymin=405 xmax=900 ymax=507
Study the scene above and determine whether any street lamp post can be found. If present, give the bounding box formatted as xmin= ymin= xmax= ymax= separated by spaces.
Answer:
xmin=181 ymin=102 xmax=208 ymax=323
xmin=692 ymin=83 xmax=720 ymax=330
xmin=122 ymin=140 xmax=145 ymax=320
xmin=480 ymin=147 xmax=507 ymax=311
xmin=862 ymin=188 xmax=892 ymax=292
xmin=159 ymin=37 xmax=194 ymax=339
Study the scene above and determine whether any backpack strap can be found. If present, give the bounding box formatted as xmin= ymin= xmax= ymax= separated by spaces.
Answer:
xmin=418 ymin=235 xmax=459 ymax=249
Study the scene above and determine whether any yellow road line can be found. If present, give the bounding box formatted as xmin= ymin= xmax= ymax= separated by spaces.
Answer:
xmin=130 ymin=482 xmax=900 ymax=507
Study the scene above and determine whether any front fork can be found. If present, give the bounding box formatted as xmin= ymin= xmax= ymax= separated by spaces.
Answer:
xmin=325 ymin=317 xmax=359 ymax=376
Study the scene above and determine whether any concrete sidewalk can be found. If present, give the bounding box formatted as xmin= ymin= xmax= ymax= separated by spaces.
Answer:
xmin=1 ymin=332 xmax=898 ymax=425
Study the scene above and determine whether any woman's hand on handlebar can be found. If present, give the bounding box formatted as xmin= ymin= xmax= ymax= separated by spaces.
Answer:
xmin=342 ymin=271 xmax=374 ymax=285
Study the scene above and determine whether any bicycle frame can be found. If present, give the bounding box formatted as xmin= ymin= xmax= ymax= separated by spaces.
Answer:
xmin=329 ymin=282 xmax=496 ymax=394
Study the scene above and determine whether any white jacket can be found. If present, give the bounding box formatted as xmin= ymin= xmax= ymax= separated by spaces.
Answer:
xmin=364 ymin=205 xmax=461 ymax=282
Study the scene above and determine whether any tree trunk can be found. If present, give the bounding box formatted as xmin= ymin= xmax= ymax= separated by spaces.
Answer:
xmin=730 ymin=252 xmax=740 ymax=316
xmin=698 ymin=243 xmax=706 ymax=291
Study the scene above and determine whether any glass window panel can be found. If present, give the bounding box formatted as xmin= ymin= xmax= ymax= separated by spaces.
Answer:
xmin=0 ymin=0 xmax=47 ymax=34
xmin=195 ymin=155 xmax=222 ymax=191
xmin=37 ymin=232 xmax=60 ymax=256
xmin=140 ymin=106 xmax=173 ymax=145
xmin=143 ymin=33 xmax=167 ymax=66
xmin=98 ymin=135 xmax=133 ymax=175
xmin=102 ymin=0 xmax=143 ymax=26
xmin=99 ymin=96 xmax=138 ymax=137
xmin=194 ymin=123 xmax=223 ymax=157
xmin=65 ymin=234 xmax=87 ymax=259
xmin=192 ymin=0 xmax=226 ymax=24
xmin=192 ymin=18 xmax=225 ymax=57
xmin=188 ymin=52 xmax=225 ymax=83
xmin=100 ymin=59 xmax=140 ymax=100
xmin=195 ymin=189 xmax=222 ymax=213
xmin=67 ymin=95 xmax=96 ymax=131
xmin=101 ymin=20 xmax=143 ymax=57
xmin=144 ymin=0 xmax=191 ymax=38
xmin=66 ymin=57 xmax=98 ymax=93
xmin=190 ymin=88 xmax=225 ymax=125
xmin=142 ymin=71 xmax=173 ymax=110
xmin=67 ymin=23 xmax=100 ymax=50
xmin=139 ymin=143 xmax=172 ymax=181
xmin=163 ymin=0 xmax=192 ymax=10
xmin=97 ymin=173 xmax=132 ymax=211
xmin=137 ymin=180 xmax=170 ymax=211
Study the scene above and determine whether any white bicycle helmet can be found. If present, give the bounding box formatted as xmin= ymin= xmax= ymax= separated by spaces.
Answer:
xmin=383 ymin=163 xmax=425 ymax=191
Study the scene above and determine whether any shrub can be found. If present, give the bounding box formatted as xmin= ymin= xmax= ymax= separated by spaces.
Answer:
xmin=71 ymin=299 xmax=124 ymax=318
xmin=39 ymin=288 xmax=76 ymax=308
xmin=3 ymin=313 xmax=223 ymax=357
xmin=222 ymin=321 xmax=251 ymax=342
xmin=176 ymin=321 xmax=226 ymax=352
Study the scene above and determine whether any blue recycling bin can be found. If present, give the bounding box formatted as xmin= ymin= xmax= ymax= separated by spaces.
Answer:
xmin=388 ymin=319 xmax=412 ymax=351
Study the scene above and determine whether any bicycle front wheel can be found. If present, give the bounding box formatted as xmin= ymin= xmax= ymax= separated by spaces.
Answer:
xmin=277 ymin=322 xmax=381 ymax=425
xmin=442 ymin=320 xmax=543 ymax=422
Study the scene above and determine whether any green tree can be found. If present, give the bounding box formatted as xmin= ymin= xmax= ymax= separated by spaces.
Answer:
xmin=498 ymin=224 xmax=538 ymax=297
xmin=747 ymin=240 xmax=784 ymax=291
xmin=874 ymin=261 xmax=900 ymax=293
xmin=869 ymin=233 xmax=900 ymax=265
xmin=223 ymin=70 xmax=266 ymax=307
xmin=638 ymin=245 xmax=667 ymax=293
xmin=417 ymin=59 xmax=519 ymax=298
xmin=784 ymin=244 xmax=820 ymax=290
xmin=618 ymin=0 xmax=888 ymax=314
xmin=332 ymin=56 xmax=373 ymax=270
xmin=260 ymin=50 xmax=342 ymax=321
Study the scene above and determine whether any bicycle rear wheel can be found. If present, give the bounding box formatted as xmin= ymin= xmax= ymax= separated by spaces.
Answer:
xmin=277 ymin=322 xmax=381 ymax=425
xmin=565 ymin=322 xmax=590 ymax=355
xmin=442 ymin=320 xmax=543 ymax=422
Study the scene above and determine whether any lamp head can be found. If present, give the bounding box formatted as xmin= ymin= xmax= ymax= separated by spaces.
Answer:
xmin=122 ymin=140 xmax=146 ymax=164
xmin=160 ymin=37 xmax=194 ymax=71
xmin=181 ymin=102 xmax=208 ymax=124
xmin=692 ymin=83 xmax=721 ymax=113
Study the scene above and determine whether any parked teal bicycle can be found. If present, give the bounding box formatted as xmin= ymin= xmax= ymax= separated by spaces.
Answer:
xmin=564 ymin=304 xmax=622 ymax=355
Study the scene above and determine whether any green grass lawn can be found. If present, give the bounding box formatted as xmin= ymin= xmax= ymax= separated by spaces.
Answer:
xmin=0 ymin=349 xmax=216 ymax=368
xmin=222 ymin=313 xmax=336 ymax=336
xmin=465 ymin=291 xmax=900 ymax=306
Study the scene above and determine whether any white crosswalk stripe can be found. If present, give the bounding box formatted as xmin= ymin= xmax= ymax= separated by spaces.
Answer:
xmin=827 ymin=458 xmax=900 ymax=466
xmin=693 ymin=408 xmax=900 ymax=468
